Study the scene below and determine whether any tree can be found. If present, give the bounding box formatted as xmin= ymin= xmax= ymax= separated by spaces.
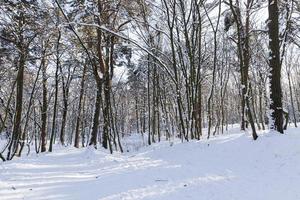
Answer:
xmin=268 ymin=0 xmax=284 ymax=133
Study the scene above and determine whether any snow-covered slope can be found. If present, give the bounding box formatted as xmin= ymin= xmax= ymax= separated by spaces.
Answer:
xmin=0 ymin=127 xmax=300 ymax=200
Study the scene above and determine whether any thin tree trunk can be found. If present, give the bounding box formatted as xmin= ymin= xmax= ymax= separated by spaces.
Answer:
xmin=49 ymin=31 xmax=61 ymax=152
xmin=41 ymin=56 xmax=48 ymax=152
xmin=287 ymin=71 xmax=297 ymax=127
xmin=74 ymin=64 xmax=87 ymax=148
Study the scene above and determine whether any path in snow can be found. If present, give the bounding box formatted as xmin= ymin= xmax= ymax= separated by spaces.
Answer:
xmin=0 ymin=127 xmax=300 ymax=200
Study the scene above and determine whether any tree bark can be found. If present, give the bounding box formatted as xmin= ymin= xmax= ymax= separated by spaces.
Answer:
xmin=268 ymin=0 xmax=284 ymax=133
xmin=74 ymin=64 xmax=87 ymax=148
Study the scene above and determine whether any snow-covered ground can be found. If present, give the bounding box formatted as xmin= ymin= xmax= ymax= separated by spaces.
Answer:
xmin=0 ymin=126 xmax=300 ymax=200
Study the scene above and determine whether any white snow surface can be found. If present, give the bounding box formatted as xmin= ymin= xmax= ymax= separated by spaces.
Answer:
xmin=1 ymin=126 xmax=300 ymax=200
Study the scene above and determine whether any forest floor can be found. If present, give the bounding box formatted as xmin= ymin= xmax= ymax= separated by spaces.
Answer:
xmin=0 ymin=125 xmax=300 ymax=200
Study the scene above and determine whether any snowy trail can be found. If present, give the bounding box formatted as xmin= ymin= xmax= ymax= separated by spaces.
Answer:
xmin=1 ymin=127 xmax=300 ymax=200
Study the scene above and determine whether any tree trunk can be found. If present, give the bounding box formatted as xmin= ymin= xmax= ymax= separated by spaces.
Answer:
xmin=268 ymin=0 xmax=284 ymax=133
xmin=74 ymin=64 xmax=87 ymax=148
xmin=41 ymin=57 xmax=48 ymax=152
xmin=7 ymin=48 xmax=26 ymax=160
xmin=49 ymin=30 xmax=61 ymax=152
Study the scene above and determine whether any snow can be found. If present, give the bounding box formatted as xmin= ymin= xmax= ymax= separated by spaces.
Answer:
xmin=1 ymin=126 xmax=300 ymax=200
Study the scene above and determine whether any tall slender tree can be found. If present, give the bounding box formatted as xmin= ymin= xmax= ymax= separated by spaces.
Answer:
xmin=268 ymin=0 xmax=284 ymax=133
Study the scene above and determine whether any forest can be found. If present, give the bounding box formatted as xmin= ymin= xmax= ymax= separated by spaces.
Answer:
xmin=1 ymin=0 xmax=300 ymax=199
xmin=1 ymin=0 xmax=299 ymax=159
xmin=0 ymin=0 xmax=300 ymax=161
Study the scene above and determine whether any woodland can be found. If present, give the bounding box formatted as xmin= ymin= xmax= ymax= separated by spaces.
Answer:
xmin=0 ymin=0 xmax=300 ymax=161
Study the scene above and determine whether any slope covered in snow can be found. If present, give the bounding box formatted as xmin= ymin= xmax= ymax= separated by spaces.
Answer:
xmin=0 ymin=127 xmax=300 ymax=200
